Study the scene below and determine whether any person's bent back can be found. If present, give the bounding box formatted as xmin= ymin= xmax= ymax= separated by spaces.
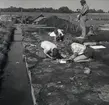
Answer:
xmin=65 ymin=42 xmax=94 ymax=62
xmin=41 ymin=41 xmax=62 ymax=59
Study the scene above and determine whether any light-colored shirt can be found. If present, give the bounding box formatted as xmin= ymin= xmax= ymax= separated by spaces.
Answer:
xmin=49 ymin=29 xmax=64 ymax=37
xmin=49 ymin=31 xmax=56 ymax=37
xmin=71 ymin=43 xmax=86 ymax=55
xmin=57 ymin=29 xmax=64 ymax=36
xmin=41 ymin=41 xmax=57 ymax=54
xmin=81 ymin=3 xmax=89 ymax=16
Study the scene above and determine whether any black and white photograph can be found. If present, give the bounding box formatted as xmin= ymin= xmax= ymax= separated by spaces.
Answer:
xmin=0 ymin=0 xmax=109 ymax=105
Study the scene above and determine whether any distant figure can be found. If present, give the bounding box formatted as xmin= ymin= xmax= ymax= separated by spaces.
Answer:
xmin=87 ymin=25 xmax=96 ymax=36
xmin=65 ymin=42 xmax=94 ymax=62
xmin=77 ymin=0 xmax=89 ymax=39
xmin=41 ymin=41 xmax=63 ymax=59
xmin=49 ymin=28 xmax=64 ymax=42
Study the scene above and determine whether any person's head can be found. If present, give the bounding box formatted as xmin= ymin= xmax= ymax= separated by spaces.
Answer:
xmin=89 ymin=25 xmax=94 ymax=31
xmin=52 ymin=48 xmax=62 ymax=59
xmin=80 ymin=0 xmax=86 ymax=6
xmin=54 ymin=28 xmax=58 ymax=35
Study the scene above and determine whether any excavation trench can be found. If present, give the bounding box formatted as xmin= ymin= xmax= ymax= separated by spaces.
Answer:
xmin=0 ymin=25 xmax=33 ymax=105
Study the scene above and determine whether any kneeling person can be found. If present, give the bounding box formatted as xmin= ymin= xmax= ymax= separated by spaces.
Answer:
xmin=41 ymin=41 xmax=62 ymax=59
xmin=49 ymin=28 xmax=64 ymax=42
xmin=66 ymin=42 xmax=94 ymax=62
xmin=87 ymin=25 xmax=95 ymax=37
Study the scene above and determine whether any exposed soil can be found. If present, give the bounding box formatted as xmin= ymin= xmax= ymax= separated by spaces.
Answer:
xmin=22 ymin=25 xmax=109 ymax=105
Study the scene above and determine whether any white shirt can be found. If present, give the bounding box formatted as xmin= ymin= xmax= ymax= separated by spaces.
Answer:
xmin=57 ymin=29 xmax=64 ymax=36
xmin=41 ymin=41 xmax=57 ymax=53
xmin=49 ymin=29 xmax=64 ymax=37
xmin=49 ymin=31 xmax=56 ymax=37
xmin=71 ymin=43 xmax=86 ymax=55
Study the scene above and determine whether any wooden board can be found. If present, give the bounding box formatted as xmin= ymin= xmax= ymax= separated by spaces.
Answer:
xmin=90 ymin=45 xmax=106 ymax=49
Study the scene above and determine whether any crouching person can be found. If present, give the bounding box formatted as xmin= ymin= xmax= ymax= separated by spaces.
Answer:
xmin=87 ymin=25 xmax=96 ymax=37
xmin=49 ymin=28 xmax=64 ymax=42
xmin=41 ymin=41 xmax=63 ymax=60
xmin=66 ymin=42 xmax=94 ymax=62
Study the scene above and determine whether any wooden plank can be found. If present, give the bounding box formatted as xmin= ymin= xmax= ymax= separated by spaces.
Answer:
xmin=34 ymin=27 xmax=55 ymax=29
xmin=23 ymin=26 xmax=55 ymax=29
xmin=25 ymin=57 xmax=37 ymax=105
xmin=90 ymin=45 xmax=106 ymax=49
xmin=25 ymin=24 xmax=47 ymax=27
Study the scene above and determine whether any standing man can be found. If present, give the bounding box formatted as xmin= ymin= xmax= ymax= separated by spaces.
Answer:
xmin=77 ymin=0 xmax=89 ymax=39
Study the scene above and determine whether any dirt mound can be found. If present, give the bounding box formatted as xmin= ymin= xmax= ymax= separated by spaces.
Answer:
xmin=38 ymin=16 xmax=77 ymax=34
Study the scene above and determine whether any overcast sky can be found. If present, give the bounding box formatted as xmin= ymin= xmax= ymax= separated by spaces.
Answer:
xmin=0 ymin=0 xmax=109 ymax=12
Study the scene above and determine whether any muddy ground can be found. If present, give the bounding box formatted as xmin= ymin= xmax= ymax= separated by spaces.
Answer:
xmin=22 ymin=26 xmax=109 ymax=105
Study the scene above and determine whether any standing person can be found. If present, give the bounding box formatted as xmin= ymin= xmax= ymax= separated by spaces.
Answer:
xmin=77 ymin=0 xmax=89 ymax=39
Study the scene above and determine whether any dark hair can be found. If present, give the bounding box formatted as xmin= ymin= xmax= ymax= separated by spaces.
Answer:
xmin=54 ymin=28 xmax=58 ymax=35
xmin=52 ymin=48 xmax=62 ymax=59
xmin=80 ymin=0 xmax=86 ymax=4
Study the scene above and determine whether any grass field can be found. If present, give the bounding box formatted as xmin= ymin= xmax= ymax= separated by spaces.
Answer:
xmin=1 ymin=12 xmax=109 ymax=28
xmin=1 ymin=12 xmax=109 ymax=20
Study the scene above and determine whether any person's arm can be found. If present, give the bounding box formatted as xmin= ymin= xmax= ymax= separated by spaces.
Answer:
xmin=65 ymin=52 xmax=78 ymax=61
xmin=77 ymin=14 xmax=82 ymax=20
xmin=44 ymin=50 xmax=53 ymax=59
xmin=76 ymin=9 xmax=82 ymax=20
